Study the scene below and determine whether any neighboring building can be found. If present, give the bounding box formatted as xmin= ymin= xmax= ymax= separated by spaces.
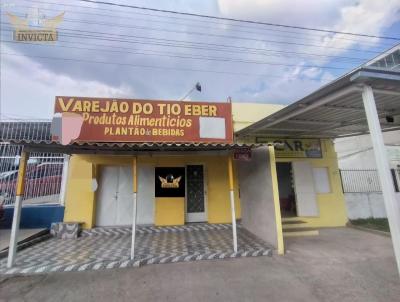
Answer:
xmin=334 ymin=44 xmax=400 ymax=220
xmin=336 ymin=131 xmax=400 ymax=170
xmin=335 ymin=131 xmax=400 ymax=220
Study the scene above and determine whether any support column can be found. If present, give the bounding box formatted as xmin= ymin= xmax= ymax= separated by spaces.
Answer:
xmin=268 ymin=144 xmax=284 ymax=255
xmin=7 ymin=151 xmax=29 ymax=268
xmin=228 ymin=155 xmax=238 ymax=253
xmin=130 ymin=156 xmax=138 ymax=260
xmin=362 ymin=85 xmax=400 ymax=275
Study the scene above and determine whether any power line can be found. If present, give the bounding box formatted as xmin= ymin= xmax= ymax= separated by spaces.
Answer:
xmin=58 ymin=17 xmax=387 ymax=54
xmin=10 ymin=3 xmax=395 ymax=48
xmin=78 ymin=0 xmax=400 ymax=41
xmin=19 ymin=0 xmax=382 ymax=42
xmin=1 ymin=39 xmax=353 ymax=70
xmin=0 ymin=24 xmax=374 ymax=62
xmin=9 ymin=30 xmax=370 ymax=64
xmin=1 ymin=52 xmax=335 ymax=80
xmin=24 ymin=0 xmax=388 ymax=46
xmin=3 ymin=11 xmax=384 ymax=55
xmin=1 ymin=27 xmax=368 ymax=66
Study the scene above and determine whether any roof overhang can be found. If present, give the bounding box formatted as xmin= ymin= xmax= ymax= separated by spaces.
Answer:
xmin=236 ymin=67 xmax=400 ymax=139
xmin=3 ymin=140 xmax=264 ymax=154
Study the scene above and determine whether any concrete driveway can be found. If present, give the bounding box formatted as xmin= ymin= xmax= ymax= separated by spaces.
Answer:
xmin=1 ymin=227 xmax=399 ymax=302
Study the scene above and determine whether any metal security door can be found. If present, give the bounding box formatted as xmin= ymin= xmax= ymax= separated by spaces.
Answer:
xmin=96 ymin=166 xmax=119 ymax=226
xmin=96 ymin=166 xmax=133 ymax=226
xmin=292 ymin=161 xmax=319 ymax=217
xmin=116 ymin=166 xmax=133 ymax=225
xmin=137 ymin=165 xmax=155 ymax=225
xmin=186 ymin=165 xmax=206 ymax=222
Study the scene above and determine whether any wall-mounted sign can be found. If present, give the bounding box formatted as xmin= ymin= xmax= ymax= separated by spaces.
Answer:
xmin=233 ymin=147 xmax=252 ymax=161
xmin=51 ymin=97 xmax=233 ymax=144
xmin=155 ymin=167 xmax=185 ymax=197
xmin=256 ymin=138 xmax=322 ymax=158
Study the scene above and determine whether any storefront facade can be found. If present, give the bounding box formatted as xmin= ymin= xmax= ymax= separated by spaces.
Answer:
xmin=64 ymin=153 xmax=241 ymax=228
xmin=58 ymin=97 xmax=347 ymax=233
xmin=4 ymin=95 xmax=353 ymax=270
xmin=257 ymin=138 xmax=346 ymax=228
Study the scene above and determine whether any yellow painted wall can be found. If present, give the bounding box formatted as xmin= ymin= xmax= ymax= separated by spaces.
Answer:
xmin=235 ymin=135 xmax=348 ymax=228
xmin=155 ymin=197 xmax=184 ymax=225
xmin=62 ymin=102 xmax=346 ymax=230
xmin=63 ymin=155 xmax=96 ymax=229
xmin=63 ymin=154 xmax=241 ymax=228
xmin=232 ymin=102 xmax=284 ymax=132
xmin=275 ymin=139 xmax=348 ymax=227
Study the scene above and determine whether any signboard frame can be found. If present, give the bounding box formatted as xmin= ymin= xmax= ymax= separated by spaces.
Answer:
xmin=52 ymin=96 xmax=233 ymax=144
xmin=256 ymin=137 xmax=323 ymax=158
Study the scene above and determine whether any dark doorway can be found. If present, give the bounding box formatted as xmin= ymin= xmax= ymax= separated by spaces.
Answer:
xmin=276 ymin=162 xmax=297 ymax=217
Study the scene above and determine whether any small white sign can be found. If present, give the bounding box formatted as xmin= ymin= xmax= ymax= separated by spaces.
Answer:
xmin=199 ymin=117 xmax=226 ymax=139
xmin=91 ymin=178 xmax=98 ymax=192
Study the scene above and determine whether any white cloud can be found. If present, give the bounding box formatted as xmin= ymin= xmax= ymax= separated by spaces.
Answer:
xmin=218 ymin=0 xmax=400 ymax=59
xmin=1 ymin=0 xmax=399 ymax=119
xmin=1 ymin=46 xmax=135 ymax=119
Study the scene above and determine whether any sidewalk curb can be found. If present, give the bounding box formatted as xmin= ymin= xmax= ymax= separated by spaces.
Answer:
xmin=347 ymin=223 xmax=391 ymax=237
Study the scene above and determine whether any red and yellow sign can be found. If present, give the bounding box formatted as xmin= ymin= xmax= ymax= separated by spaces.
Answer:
xmin=52 ymin=96 xmax=233 ymax=144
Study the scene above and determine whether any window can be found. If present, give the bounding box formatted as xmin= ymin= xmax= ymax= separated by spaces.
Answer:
xmin=313 ymin=167 xmax=331 ymax=193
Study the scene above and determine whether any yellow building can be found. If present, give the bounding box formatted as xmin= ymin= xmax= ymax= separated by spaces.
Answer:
xmin=61 ymin=100 xmax=347 ymax=254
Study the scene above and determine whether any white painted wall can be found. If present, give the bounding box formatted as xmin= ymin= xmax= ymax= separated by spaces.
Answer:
xmin=345 ymin=193 xmax=386 ymax=219
xmin=335 ymin=131 xmax=400 ymax=220
xmin=345 ymin=192 xmax=400 ymax=220
xmin=237 ymin=146 xmax=278 ymax=249
xmin=335 ymin=130 xmax=400 ymax=170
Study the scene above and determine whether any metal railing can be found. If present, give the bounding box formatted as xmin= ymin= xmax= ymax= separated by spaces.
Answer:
xmin=340 ymin=169 xmax=381 ymax=193
xmin=0 ymin=143 xmax=65 ymax=206
xmin=0 ymin=120 xmax=52 ymax=141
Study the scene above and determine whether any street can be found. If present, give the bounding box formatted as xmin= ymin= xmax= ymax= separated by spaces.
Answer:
xmin=1 ymin=228 xmax=399 ymax=302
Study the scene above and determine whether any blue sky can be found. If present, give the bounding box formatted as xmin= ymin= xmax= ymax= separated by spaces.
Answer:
xmin=1 ymin=0 xmax=400 ymax=119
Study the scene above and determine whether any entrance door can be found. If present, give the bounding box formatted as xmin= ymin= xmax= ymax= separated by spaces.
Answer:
xmin=96 ymin=166 xmax=133 ymax=226
xmin=137 ymin=165 xmax=155 ymax=225
xmin=186 ymin=165 xmax=206 ymax=222
xmin=292 ymin=161 xmax=319 ymax=217
xmin=276 ymin=162 xmax=296 ymax=217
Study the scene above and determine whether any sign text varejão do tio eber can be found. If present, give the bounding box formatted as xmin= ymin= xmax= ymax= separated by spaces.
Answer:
xmin=52 ymin=96 xmax=233 ymax=144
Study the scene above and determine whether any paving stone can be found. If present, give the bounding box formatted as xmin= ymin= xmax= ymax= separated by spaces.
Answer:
xmin=0 ymin=223 xmax=272 ymax=274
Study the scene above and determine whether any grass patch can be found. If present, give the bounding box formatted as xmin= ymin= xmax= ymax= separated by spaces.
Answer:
xmin=350 ymin=218 xmax=390 ymax=233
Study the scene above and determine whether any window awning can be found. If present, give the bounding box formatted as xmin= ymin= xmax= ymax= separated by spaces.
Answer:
xmin=236 ymin=67 xmax=400 ymax=139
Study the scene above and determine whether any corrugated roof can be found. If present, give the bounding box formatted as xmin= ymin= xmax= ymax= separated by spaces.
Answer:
xmin=237 ymin=67 xmax=400 ymax=139
xmin=3 ymin=139 xmax=264 ymax=154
